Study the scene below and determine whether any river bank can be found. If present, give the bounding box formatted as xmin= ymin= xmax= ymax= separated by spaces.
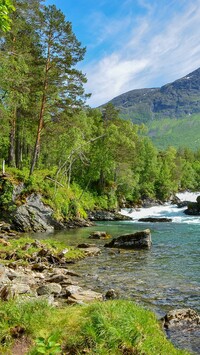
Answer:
xmin=0 ymin=176 xmax=199 ymax=354
xmin=0 ymin=225 xmax=195 ymax=355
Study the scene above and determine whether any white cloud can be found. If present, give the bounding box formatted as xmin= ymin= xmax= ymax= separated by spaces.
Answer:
xmin=82 ymin=1 xmax=200 ymax=107
xmin=84 ymin=54 xmax=149 ymax=105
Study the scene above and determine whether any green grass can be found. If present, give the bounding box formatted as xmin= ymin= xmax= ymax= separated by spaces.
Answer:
xmin=0 ymin=299 xmax=190 ymax=354
xmin=0 ymin=236 xmax=84 ymax=265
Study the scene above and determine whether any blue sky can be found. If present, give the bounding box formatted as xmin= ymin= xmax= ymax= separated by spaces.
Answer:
xmin=45 ymin=0 xmax=200 ymax=107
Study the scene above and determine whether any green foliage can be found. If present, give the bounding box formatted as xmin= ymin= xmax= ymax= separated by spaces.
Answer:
xmin=31 ymin=335 xmax=62 ymax=355
xmin=0 ymin=0 xmax=15 ymax=32
xmin=0 ymin=176 xmax=15 ymax=214
xmin=0 ymin=1 xmax=200 ymax=211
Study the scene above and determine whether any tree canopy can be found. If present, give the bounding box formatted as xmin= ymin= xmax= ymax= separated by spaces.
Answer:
xmin=0 ymin=0 xmax=200 ymax=218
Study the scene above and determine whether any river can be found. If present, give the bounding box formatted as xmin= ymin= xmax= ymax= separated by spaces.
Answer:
xmin=39 ymin=192 xmax=200 ymax=353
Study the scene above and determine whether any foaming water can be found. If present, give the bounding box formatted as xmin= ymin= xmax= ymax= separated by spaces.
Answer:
xmin=176 ymin=191 xmax=200 ymax=202
xmin=120 ymin=192 xmax=200 ymax=224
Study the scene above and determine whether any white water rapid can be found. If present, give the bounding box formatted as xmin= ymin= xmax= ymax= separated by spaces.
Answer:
xmin=120 ymin=192 xmax=200 ymax=224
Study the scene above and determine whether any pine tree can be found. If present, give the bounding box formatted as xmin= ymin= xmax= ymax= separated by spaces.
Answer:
xmin=30 ymin=4 xmax=89 ymax=175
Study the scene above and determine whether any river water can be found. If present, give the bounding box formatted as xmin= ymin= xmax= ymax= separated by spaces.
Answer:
xmin=40 ymin=192 xmax=200 ymax=353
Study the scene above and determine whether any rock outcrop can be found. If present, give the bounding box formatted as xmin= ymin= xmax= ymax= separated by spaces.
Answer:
xmin=0 ymin=175 xmax=93 ymax=233
xmin=104 ymin=229 xmax=152 ymax=249
xmin=11 ymin=193 xmax=61 ymax=232
xmin=184 ymin=195 xmax=200 ymax=215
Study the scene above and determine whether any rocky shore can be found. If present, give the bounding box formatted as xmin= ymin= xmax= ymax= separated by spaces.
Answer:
xmin=0 ymin=221 xmax=105 ymax=306
xmin=0 ymin=221 xmax=200 ymax=354
xmin=0 ymin=224 xmax=152 ymax=306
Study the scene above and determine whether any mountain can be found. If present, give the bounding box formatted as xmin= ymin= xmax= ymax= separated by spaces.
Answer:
xmin=106 ymin=68 xmax=200 ymax=149
xmin=108 ymin=67 xmax=200 ymax=122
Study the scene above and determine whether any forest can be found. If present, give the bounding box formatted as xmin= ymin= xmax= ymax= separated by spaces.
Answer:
xmin=1 ymin=0 xmax=200 ymax=219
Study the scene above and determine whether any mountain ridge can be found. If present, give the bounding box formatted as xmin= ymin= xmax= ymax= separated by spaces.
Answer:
xmin=108 ymin=67 xmax=200 ymax=124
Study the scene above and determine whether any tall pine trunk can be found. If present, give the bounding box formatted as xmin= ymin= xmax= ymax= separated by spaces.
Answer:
xmin=8 ymin=107 xmax=16 ymax=167
xmin=29 ymin=41 xmax=50 ymax=176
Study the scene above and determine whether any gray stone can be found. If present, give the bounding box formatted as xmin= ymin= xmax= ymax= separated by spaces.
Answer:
xmin=77 ymin=243 xmax=96 ymax=248
xmin=37 ymin=283 xmax=62 ymax=296
xmin=0 ymin=285 xmax=15 ymax=301
xmin=65 ymin=285 xmax=82 ymax=296
xmin=162 ymin=308 xmax=200 ymax=329
xmin=0 ymin=264 xmax=7 ymax=283
xmin=11 ymin=283 xmax=31 ymax=294
xmin=104 ymin=229 xmax=152 ymax=249
xmin=81 ymin=247 xmax=101 ymax=256
xmin=89 ymin=231 xmax=107 ymax=239
xmin=11 ymin=193 xmax=64 ymax=232
xmin=105 ymin=289 xmax=119 ymax=300
xmin=88 ymin=211 xmax=132 ymax=221
xmin=66 ymin=288 xmax=103 ymax=304
xmin=184 ymin=196 xmax=200 ymax=215
xmin=46 ymin=274 xmax=70 ymax=283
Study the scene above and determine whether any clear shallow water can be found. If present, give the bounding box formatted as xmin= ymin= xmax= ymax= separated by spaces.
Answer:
xmin=37 ymin=193 xmax=200 ymax=353
xmin=49 ymin=221 xmax=200 ymax=316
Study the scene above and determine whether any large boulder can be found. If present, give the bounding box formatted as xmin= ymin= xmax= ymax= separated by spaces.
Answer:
xmin=11 ymin=193 xmax=64 ymax=232
xmin=104 ymin=229 xmax=152 ymax=249
xmin=184 ymin=196 xmax=200 ymax=215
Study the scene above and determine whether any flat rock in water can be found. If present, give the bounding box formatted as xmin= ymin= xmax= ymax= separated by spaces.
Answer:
xmin=138 ymin=217 xmax=172 ymax=222
xmin=77 ymin=243 xmax=96 ymax=248
xmin=89 ymin=231 xmax=107 ymax=239
xmin=104 ymin=229 xmax=152 ymax=249
xmin=81 ymin=247 xmax=101 ymax=256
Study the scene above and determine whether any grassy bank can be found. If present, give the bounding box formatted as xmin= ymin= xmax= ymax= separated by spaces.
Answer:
xmin=0 ymin=299 xmax=190 ymax=355
xmin=0 ymin=237 xmax=85 ymax=266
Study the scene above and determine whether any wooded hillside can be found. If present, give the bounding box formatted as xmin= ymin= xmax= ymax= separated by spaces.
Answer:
xmin=1 ymin=1 xmax=200 ymax=219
